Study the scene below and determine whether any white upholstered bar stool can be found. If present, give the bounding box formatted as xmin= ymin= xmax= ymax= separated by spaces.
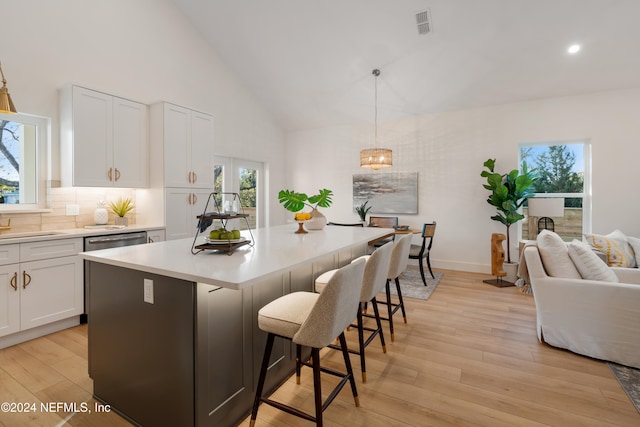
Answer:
xmin=250 ymin=259 xmax=366 ymax=427
xmin=315 ymin=241 xmax=394 ymax=382
xmin=378 ymin=233 xmax=413 ymax=341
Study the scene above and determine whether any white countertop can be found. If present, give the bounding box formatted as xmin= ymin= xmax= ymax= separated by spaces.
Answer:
xmin=0 ymin=224 xmax=164 ymax=244
xmin=79 ymin=224 xmax=390 ymax=290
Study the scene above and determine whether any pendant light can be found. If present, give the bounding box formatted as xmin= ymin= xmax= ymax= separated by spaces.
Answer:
xmin=0 ymin=62 xmax=17 ymax=114
xmin=360 ymin=68 xmax=392 ymax=170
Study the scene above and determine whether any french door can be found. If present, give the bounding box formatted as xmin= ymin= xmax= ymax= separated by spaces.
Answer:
xmin=213 ymin=156 xmax=263 ymax=230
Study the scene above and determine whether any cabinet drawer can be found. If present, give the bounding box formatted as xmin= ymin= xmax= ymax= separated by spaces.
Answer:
xmin=0 ymin=244 xmax=20 ymax=265
xmin=20 ymin=238 xmax=83 ymax=262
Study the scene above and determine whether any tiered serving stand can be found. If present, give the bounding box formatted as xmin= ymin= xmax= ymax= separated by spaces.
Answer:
xmin=191 ymin=192 xmax=255 ymax=255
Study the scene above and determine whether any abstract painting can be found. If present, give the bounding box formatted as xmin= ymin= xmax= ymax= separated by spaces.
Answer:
xmin=353 ymin=172 xmax=418 ymax=214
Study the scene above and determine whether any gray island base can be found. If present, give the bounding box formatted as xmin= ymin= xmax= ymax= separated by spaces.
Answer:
xmin=82 ymin=224 xmax=389 ymax=426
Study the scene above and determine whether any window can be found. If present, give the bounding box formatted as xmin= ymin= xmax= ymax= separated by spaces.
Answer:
xmin=520 ymin=141 xmax=591 ymax=241
xmin=0 ymin=112 xmax=49 ymax=210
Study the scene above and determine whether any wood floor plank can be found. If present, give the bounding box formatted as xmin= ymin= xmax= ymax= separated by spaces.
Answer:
xmin=0 ymin=268 xmax=637 ymax=426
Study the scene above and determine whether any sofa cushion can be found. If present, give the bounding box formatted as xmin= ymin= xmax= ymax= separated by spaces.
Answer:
xmin=626 ymin=235 xmax=640 ymax=267
xmin=567 ymin=240 xmax=619 ymax=282
xmin=536 ymin=230 xmax=581 ymax=279
xmin=583 ymin=229 xmax=636 ymax=268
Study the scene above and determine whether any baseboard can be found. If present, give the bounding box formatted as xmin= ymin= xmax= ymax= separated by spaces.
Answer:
xmin=0 ymin=316 xmax=81 ymax=350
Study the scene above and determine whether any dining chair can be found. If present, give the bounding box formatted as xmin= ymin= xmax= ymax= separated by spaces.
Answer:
xmin=408 ymin=222 xmax=436 ymax=286
xmin=251 ymin=259 xmax=365 ymax=426
xmin=368 ymin=216 xmax=399 ymax=248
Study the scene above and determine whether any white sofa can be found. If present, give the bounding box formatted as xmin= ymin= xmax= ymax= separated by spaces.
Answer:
xmin=524 ymin=244 xmax=640 ymax=369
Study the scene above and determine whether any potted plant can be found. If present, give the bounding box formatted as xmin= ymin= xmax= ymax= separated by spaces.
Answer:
xmin=481 ymin=158 xmax=536 ymax=266
xmin=278 ymin=188 xmax=333 ymax=230
xmin=355 ymin=200 xmax=372 ymax=223
xmin=109 ymin=197 xmax=135 ymax=226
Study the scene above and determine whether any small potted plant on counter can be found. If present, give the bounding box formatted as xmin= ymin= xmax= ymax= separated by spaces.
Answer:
xmin=109 ymin=197 xmax=135 ymax=226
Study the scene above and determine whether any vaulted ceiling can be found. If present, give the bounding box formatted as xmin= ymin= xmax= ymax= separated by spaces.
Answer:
xmin=171 ymin=0 xmax=640 ymax=131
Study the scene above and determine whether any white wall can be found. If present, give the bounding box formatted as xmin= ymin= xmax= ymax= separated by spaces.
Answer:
xmin=2 ymin=0 xmax=285 ymax=225
xmin=285 ymin=87 xmax=640 ymax=273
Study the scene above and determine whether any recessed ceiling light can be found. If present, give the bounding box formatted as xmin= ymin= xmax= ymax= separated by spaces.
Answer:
xmin=567 ymin=44 xmax=581 ymax=54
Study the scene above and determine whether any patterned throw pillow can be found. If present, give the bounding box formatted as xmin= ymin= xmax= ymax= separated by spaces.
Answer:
xmin=583 ymin=230 xmax=637 ymax=268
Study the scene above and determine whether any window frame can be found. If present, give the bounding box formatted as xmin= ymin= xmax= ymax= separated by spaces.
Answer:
xmin=0 ymin=111 xmax=50 ymax=212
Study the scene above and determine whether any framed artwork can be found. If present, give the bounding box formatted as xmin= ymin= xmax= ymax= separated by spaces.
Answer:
xmin=353 ymin=172 xmax=418 ymax=214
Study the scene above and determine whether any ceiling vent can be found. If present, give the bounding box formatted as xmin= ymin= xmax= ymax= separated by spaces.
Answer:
xmin=415 ymin=9 xmax=431 ymax=35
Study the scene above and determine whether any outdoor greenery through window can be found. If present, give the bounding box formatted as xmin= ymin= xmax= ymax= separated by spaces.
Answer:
xmin=213 ymin=161 xmax=258 ymax=230
xmin=520 ymin=142 xmax=588 ymax=241
xmin=0 ymin=113 xmax=44 ymax=206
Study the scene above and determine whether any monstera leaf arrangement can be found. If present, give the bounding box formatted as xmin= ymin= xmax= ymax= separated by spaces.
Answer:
xmin=278 ymin=188 xmax=333 ymax=213
xmin=481 ymin=159 xmax=537 ymax=263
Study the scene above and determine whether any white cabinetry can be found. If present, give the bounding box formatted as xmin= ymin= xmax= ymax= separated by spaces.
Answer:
xmin=165 ymin=189 xmax=211 ymax=240
xmin=0 ymin=239 xmax=83 ymax=344
xmin=150 ymin=102 xmax=214 ymax=240
xmin=147 ymin=229 xmax=166 ymax=244
xmin=60 ymin=85 xmax=148 ymax=188
xmin=152 ymin=102 xmax=214 ymax=189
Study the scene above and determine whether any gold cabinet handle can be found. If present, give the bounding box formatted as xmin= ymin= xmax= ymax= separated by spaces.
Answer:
xmin=192 ymin=194 xmax=197 ymax=205
xmin=192 ymin=172 xmax=197 ymax=183
xmin=187 ymin=171 xmax=193 ymax=183
xmin=108 ymin=167 xmax=113 ymax=181
xmin=10 ymin=272 xmax=17 ymax=291
xmin=115 ymin=168 xmax=121 ymax=182
xmin=22 ymin=271 xmax=31 ymax=289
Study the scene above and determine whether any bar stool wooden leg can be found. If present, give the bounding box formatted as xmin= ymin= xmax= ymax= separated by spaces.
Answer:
xmin=250 ymin=333 xmax=275 ymax=427
xmin=296 ymin=344 xmax=302 ymax=384
xmin=395 ymin=277 xmax=407 ymax=324
xmin=311 ymin=347 xmax=323 ymax=426
xmin=356 ymin=304 xmax=367 ymax=382
xmin=385 ymin=279 xmax=395 ymax=341
xmin=338 ymin=332 xmax=359 ymax=407
xmin=371 ymin=297 xmax=386 ymax=353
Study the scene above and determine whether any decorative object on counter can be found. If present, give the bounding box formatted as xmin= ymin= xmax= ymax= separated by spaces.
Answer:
xmin=481 ymin=158 xmax=536 ymax=264
xmin=355 ymin=200 xmax=372 ymax=223
xmin=360 ymin=68 xmax=392 ymax=170
xmin=278 ymin=188 xmax=333 ymax=231
xmin=94 ymin=200 xmax=109 ymax=225
xmin=192 ymin=192 xmax=255 ymax=255
xmin=0 ymin=62 xmax=17 ymax=114
xmin=109 ymin=197 xmax=135 ymax=226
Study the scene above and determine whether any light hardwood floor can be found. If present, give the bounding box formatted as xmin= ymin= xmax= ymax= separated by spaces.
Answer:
xmin=0 ymin=269 xmax=637 ymax=427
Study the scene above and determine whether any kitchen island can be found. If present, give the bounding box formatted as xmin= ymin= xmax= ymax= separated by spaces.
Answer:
xmin=81 ymin=224 xmax=389 ymax=427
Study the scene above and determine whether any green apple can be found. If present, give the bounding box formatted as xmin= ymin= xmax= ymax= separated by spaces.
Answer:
xmin=209 ymin=230 xmax=220 ymax=240
xmin=232 ymin=229 xmax=241 ymax=239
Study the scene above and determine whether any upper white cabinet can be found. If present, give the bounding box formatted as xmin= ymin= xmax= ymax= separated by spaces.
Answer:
xmin=151 ymin=102 xmax=214 ymax=189
xmin=60 ymin=85 xmax=149 ymax=188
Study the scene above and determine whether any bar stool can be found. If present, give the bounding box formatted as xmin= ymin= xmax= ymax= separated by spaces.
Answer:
xmin=250 ymin=259 xmax=366 ymax=427
xmin=378 ymin=233 xmax=413 ymax=341
xmin=315 ymin=241 xmax=393 ymax=382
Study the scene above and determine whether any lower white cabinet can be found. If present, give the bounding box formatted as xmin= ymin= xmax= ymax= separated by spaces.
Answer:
xmin=0 ymin=238 xmax=83 ymax=341
xmin=165 ymin=188 xmax=211 ymax=240
xmin=147 ymin=229 xmax=166 ymax=244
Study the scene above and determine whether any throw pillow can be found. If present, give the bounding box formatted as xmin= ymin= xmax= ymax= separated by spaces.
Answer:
xmin=583 ymin=229 xmax=636 ymax=268
xmin=626 ymin=235 xmax=640 ymax=267
xmin=567 ymin=240 xmax=619 ymax=282
xmin=536 ymin=230 xmax=581 ymax=278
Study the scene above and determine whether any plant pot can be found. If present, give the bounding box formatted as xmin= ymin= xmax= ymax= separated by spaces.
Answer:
xmin=503 ymin=262 xmax=518 ymax=283
xmin=306 ymin=208 xmax=326 ymax=230
xmin=115 ymin=216 xmax=128 ymax=226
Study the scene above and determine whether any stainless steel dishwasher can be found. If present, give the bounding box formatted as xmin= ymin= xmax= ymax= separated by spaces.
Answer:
xmin=82 ymin=231 xmax=148 ymax=323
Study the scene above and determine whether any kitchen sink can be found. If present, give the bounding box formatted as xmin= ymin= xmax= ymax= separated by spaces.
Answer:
xmin=0 ymin=231 xmax=67 ymax=240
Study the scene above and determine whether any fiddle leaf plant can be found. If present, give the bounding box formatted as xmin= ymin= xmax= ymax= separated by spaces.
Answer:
xmin=481 ymin=158 xmax=537 ymax=263
xmin=278 ymin=188 xmax=333 ymax=212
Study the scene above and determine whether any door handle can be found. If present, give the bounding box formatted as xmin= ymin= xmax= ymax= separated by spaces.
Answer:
xmin=22 ymin=271 xmax=31 ymax=289
xmin=10 ymin=272 xmax=17 ymax=291
xmin=115 ymin=168 xmax=121 ymax=182
xmin=108 ymin=167 xmax=113 ymax=181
